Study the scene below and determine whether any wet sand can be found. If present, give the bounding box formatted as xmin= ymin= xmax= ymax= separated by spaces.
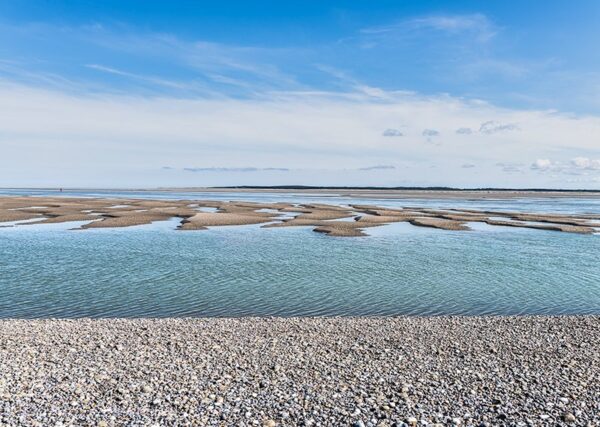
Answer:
xmin=1 ymin=196 xmax=599 ymax=236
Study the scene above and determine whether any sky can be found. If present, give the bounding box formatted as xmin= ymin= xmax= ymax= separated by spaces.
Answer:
xmin=1 ymin=1 xmax=600 ymax=188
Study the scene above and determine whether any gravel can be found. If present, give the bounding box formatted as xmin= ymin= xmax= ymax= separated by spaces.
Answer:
xmin=0 ymin=316 xmax=598 ymax=426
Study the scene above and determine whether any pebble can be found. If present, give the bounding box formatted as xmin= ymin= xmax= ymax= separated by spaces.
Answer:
xmin=0 ymin=317 xmax=597 ymax=426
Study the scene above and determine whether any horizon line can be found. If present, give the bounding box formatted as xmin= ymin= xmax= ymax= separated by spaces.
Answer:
xmin=2 ymin=186 xmax=600 ymax=193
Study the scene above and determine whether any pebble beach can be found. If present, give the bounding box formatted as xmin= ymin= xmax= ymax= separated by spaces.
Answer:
xmin=0 ymin=316 xmax=598 ymax=426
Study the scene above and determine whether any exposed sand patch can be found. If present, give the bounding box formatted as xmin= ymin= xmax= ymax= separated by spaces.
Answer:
xmin=179 ymin=212 xmax=276 ymax=230
xmin=408 ymin=217 xmax=470 ymax=231
xmin=484 ymin=219 xmax=594 ymax=234
xmin=0 ymin=210 xmax=42 ymax=223
xmin=355 ymin=214 xmax=408 ymax=224
xmin=81 ymin=213 xmax=175 ymax=229
xmin=292 ymin=210 xmax=354 ymax=221
xmin=312 ymin=222 xmax=375 ymax=237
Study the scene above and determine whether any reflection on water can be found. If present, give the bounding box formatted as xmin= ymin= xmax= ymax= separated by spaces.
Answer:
xmin=1 ymin=210 xmax=599 ymax=318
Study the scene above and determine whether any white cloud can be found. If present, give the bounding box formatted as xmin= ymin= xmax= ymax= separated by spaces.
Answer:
xmin=456 ymin=127 xmax=473 ymax=134
xmin=571 ymin=157 xmax=600 ymax=170
xmin=530 ymin=159 xmax=554 ymax=171
xmin=382 ymin=128 xmax=403 ymax=137
xmin=2 ymin=80 xmax=600 ymax=187
xmin=421 ymin=129 xmax=441 ymax=144
xmin=479 ymin=120 xmax=519 ymax=134
xmin=422 ymin=129 xmax=440 ymax=137
xmin=530 ymin=157 xmax=600 ymax=176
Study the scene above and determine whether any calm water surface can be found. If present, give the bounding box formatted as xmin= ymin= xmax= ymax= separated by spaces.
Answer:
xmin=3 ymin=187 xmax=600 ymax=213
xmin=1 ymin=190 xmax=599 ymax=317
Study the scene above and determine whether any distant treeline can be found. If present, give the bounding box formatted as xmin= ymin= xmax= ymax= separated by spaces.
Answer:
xmin=218 ymin=185 xmax=600 ymax=192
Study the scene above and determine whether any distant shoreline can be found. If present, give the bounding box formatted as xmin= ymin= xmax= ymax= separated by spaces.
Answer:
xmin=197 ymin=187 xmax=600 ymax=199
xmin=3 ymin=186 xmax=600 ymax=199
xmin=217 ymin=185 xmax=600 ymax=192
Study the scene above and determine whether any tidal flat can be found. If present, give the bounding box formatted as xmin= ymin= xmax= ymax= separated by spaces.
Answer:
xmin=2 ymin=195 xmax=600 ymax=236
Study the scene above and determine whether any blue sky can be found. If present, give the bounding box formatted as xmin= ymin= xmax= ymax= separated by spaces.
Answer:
xmin=1 ymin=1 xmax=600 ymax=188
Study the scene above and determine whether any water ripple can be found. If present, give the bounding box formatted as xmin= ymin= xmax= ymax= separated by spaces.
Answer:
xmin=1 ymin=214 xmax=600 ymax=317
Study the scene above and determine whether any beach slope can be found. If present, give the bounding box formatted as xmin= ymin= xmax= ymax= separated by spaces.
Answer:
xmin=0 ymin=317 xmax=598 ymax=426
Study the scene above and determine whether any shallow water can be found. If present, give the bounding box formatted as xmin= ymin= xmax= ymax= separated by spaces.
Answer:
xmin=1 ymin=193 xmax=600 ymax=317
xmin=3 ymin=187 xmax=600 ymax=214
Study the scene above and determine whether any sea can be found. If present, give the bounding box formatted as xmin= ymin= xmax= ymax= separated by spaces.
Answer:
xmin=1 ymin=188 xmax=599 ymax=318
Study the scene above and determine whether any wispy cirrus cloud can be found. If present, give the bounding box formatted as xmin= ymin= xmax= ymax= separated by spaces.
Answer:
xmin=361 ymin=13 xmax=497 ymax=43
xmin=0 ymin=22 xmax=306 ymax=98
xmin=85 ymin=64 xmax=193 ymax=90
xmin=408 ymin=14 xmax=496 ymax=41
